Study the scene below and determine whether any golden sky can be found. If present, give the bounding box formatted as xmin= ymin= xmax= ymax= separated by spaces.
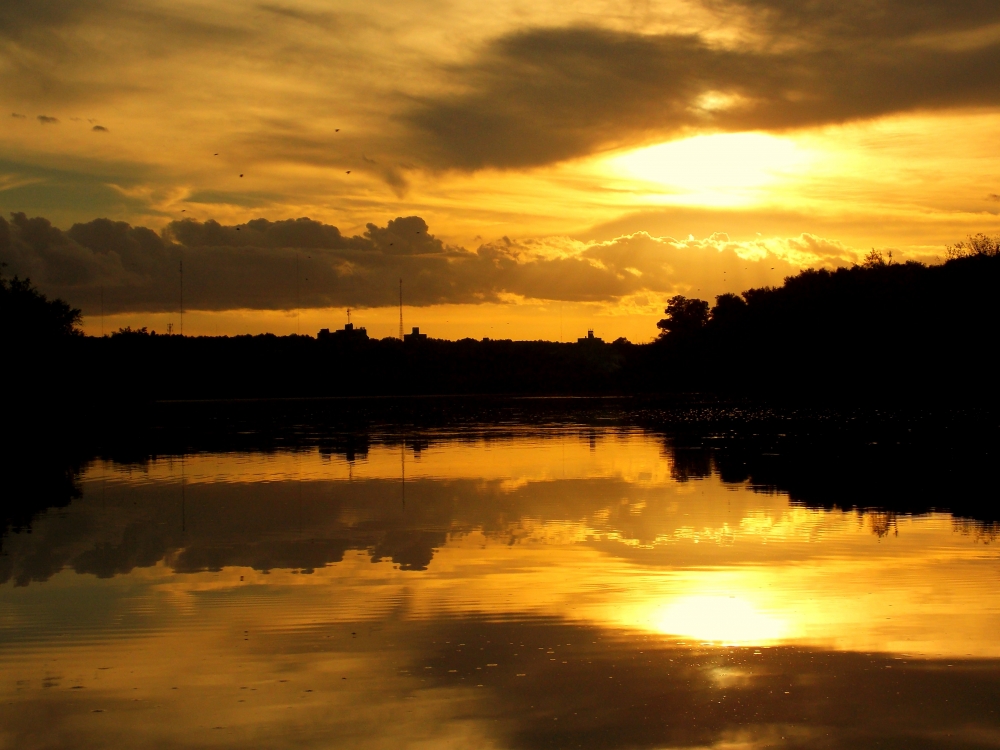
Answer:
xmin=2 ymin=0 xmax=1000 ymax=338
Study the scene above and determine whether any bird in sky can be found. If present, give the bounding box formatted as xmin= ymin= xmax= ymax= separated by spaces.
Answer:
xmin=346 ymin=170 xmax=351 ymax=174
xmin=239 ymin=173 xmax=243 ymax=177
xmin=335 ymin=129 xmax=340 ymax=132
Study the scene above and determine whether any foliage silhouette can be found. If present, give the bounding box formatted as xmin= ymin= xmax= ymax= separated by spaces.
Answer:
xmin=647 ymin=236 xmax=1000 ymax=402
xmin=2 ymin=271 xmax=85 ymax=433
xmin=945 ymin=233 xmax=1000 ymax=259
xmin=656 ymin=295 xmax=709 ymax=337
xmin=0 ymin=270 xmax=82 ymax=341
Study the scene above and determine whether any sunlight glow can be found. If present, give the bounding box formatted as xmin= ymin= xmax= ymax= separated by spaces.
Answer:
xmin=608 ymin=132 xmax=808 ymax=194
xmin=650 ymin=595 xmax=790 ymax=645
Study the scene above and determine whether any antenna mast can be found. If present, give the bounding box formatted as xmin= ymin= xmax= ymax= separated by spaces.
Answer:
xmin=179 ymin=260 xmax=184 ymax=336
xmin=398 ymin=278 xmax=403 ymax=340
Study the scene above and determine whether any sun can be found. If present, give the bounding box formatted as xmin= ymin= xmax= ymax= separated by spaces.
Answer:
xmin=606 ymin=131 xmax=808 ymax=199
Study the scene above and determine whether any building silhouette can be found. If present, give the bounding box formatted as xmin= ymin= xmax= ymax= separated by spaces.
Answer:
xmin=318 ymin=321 xmax=369 ymax=342
xmin=577 ymin=329 xmax=604 ymax=344
xmin=404 ymin=326 xmax=427 ymax=342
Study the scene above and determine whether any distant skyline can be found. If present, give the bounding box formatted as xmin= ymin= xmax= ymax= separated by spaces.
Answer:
xmin=2 ymin=0 xmax=999 ymax=338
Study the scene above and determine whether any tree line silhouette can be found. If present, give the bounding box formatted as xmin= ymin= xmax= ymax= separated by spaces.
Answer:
xmin=648 ymin=236 xmax=1000 ymax=399
xmin=4 ymin=235 xmax=1000 ymax=408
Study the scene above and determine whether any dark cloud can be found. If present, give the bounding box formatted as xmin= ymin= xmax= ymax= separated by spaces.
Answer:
xmin=10 ymin=112 xmax=26 ymax=118
xmin=0 ymin=0 xmax=108 ymax=38
xmin=166 ymin=216 xmax=362 ymax=250
xmin=363 ymin=216 xmax=448 ymax=256
xmin=0 ymin=0 xmax=255 ymax=105
xmin=36 ymin=115 xmax=59 ymax=124
xmin=91 ymin=124 xmax=107 ymax=132
xmin=4 ymin=0 xmax=999 ymax=181
xmin=716 ymin=0 xmax=1000 ymax=42
xmin=406 ymin=2 xmax=1000 ymax=170
xmin=0 ymin=213 xmax=475 ymax=313
xmin=255 ymin=2 xmax=340 ymax=28
xmin=0 ymin=212 xmax=838 ymax=314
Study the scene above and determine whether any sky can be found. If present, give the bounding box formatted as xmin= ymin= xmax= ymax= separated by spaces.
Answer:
xmin=2 ymin=0 xmax=1000 ymax=340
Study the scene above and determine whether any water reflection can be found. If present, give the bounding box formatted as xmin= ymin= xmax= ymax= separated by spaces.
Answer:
xmin=2 ymin=427 xmax=1000 ymax=749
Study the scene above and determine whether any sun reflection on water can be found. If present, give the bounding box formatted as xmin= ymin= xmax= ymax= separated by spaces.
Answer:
xmin=648 ymin=595 xmax=790 ymax=645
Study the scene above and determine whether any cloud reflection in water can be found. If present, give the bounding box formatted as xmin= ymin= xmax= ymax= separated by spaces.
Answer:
xmin=2 ymin=428 xmax=1000 ymax=749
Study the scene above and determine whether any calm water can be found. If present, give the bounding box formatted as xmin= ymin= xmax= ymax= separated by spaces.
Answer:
xmin=3 ymin=426 xmax=999 ymax=749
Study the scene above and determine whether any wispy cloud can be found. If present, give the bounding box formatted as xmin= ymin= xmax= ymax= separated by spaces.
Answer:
xmin=0 ymin=173 xmax=45 ymax=192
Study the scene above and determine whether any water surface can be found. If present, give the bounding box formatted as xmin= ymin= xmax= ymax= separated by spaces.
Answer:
xmin=2 ymin=427 xmax=999 ymax=749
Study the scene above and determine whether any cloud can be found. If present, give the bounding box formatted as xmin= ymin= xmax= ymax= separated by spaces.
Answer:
xmin=254 ymin=2 xmax=339 ymax=28
xmin=475 ymin=231 xmax=846 ymax=304
xmin=92 ymin=125 xmax=108 ymax=132
xmin=6 ymin=0 xmax=999 ymax=191
xmin=406 ymin=7 xmax=1000 ymax=170
xmin=1 ymin=212 xmax=859 ymax=316
xmin=988 ymin=194 xmax=1000 ymax=202
xmin=10 ymin=112 xmax=25 ymax=118
xmin=36 ymin=115 xmax=59 ymax=124
xmin=714 ymin=0 xmax=1000 ymax=42
xmin=0 ymin=173 xmax=45 ymax=192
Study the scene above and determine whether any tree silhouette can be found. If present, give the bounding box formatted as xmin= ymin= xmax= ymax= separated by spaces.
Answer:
xmin=0 ymin=270 xmax=82 ymax=341
xmin=656 ymin=295 xmax=709 ymax=338
xmin=946 ymin=233 xmax=1000 ymax=259
xmin=709 ymin=292 xmax=747 ymax=326
xmin=641 ymin=236 xmax=1000 ymax=401
xmin=112 ymin=326 xmax=151 ymax=337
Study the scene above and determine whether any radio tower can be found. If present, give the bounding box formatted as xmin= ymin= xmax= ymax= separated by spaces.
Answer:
xmin=398 ymin=278 xmax=403 ymax=340
xmin=179 ymin=260 xmax=184 ymax=336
